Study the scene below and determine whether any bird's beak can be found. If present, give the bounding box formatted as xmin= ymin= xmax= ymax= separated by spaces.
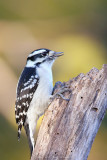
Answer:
xmin=49 ymin=51 xmax=64 ymax=58
xmin=54 ymin=52 xmax=64 ymax=57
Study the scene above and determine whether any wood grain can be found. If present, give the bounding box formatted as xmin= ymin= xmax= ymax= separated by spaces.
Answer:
xmin=31 ymin=64 xmax=107 ymax=160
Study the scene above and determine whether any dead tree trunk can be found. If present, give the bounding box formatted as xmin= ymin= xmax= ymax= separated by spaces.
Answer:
xmin=31 ymin=64 xmax=107 ymax=160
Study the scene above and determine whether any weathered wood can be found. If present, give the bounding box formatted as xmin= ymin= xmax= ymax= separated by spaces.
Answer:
xmin=31 ymin=64 xmax=107 ymax=160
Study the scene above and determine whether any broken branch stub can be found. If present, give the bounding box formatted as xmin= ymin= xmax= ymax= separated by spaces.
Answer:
xmin=31 ymin=64 xmax=107 ymax=160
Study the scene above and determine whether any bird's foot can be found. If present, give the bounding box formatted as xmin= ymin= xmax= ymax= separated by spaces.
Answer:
xmin=49 ymin=87 xmax=71 ymax=105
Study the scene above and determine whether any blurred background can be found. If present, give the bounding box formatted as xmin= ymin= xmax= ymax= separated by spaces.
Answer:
xmin=0 ymin=0 xmax=107 ymax=160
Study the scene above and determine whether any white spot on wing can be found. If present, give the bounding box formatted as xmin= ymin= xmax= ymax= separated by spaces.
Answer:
xmin=17 ymin=105 xmax=21 ymax=109
xmin=18 ymin=128 xmax=21 ymax=133
xmin=30 ymin=85 xmax=33 ymax=89
xmin=23 ymin=111 xmax=26 ymax=115
xmin=20 ymin=119 xmax=23 ymax=125
xmin=22 ymin=102 xmax=26 ymax=106
xmin=16 ymin=115 xmax=19 ymax=118
xmin=19 ymin=112 xmax=23 ymax=116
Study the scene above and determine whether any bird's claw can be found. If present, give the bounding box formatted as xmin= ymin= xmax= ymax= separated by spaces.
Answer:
xmin=49 ymin=87 xmax=71 ymax=105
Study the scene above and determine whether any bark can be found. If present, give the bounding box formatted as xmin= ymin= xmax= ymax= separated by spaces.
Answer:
xmin=31 ymin=64 xmax=107 ymax=160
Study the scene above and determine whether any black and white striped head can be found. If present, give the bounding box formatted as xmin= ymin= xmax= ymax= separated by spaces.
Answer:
xmin=26 ymin=48 xmax=63 ymax=68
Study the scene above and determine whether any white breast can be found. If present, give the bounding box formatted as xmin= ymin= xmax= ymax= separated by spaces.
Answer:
xmin=27 ymin=63 xmax=53 ymax=118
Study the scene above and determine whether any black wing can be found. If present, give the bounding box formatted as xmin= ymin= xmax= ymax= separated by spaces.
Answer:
xmin=15 ymin=67 xmax=39 ymax=139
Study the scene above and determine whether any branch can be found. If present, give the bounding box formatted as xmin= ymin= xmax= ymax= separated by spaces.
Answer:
xmin=31 ymin=64 xmax=107 ymax=160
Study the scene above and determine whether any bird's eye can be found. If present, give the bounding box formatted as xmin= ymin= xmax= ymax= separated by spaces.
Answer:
xmin=43 ymin=53 xmax=47 ymax=56
xmin=41 ymin=53 xmax=47 ymax=57
xmin=41 ymin=54 xmax=44 ymax=57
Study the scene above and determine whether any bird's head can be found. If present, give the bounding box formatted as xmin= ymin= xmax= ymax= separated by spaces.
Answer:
xmin=26 ymin=48 xmax=63 ymax=68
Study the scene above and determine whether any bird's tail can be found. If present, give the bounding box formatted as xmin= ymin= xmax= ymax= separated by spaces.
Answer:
xmin=18 ymin=124 xmax=22 ymax=141
xmin=24 ymin=124 xmax=35 ymax=156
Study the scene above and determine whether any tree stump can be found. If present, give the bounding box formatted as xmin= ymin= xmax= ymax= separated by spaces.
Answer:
xmin=31 ymin=64 xmax=107 ymax=160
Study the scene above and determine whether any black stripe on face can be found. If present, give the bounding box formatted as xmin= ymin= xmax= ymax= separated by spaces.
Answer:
xmin=27 ymin=54 xmax=42 ymax=61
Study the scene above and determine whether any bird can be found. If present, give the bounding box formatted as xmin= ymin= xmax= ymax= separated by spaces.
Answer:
xmin=15 ymin=48 xmax=64 ymax=155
